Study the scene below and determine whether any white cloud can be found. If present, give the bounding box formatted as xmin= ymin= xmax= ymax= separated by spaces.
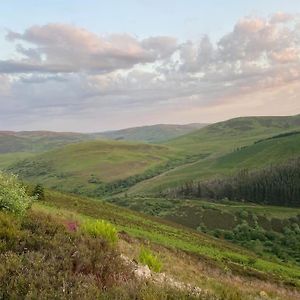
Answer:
xmin=3 ymin=24 xmax=178 ymax=74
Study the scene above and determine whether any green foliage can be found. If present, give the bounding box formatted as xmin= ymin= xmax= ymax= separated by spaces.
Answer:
xmin=0 ymin=172 xmax=34 ymax=216
xmin=172 ymin=157 xmax=300 ymax=207
xmin=32 ymin=184 xmax=45 ymax=200
xmin=139 ymin=247 xmax=162 ymax=272
xmin=81 ymin=219 xmax=118 ymax=246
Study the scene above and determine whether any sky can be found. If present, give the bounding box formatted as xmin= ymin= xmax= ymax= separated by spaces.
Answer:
xmin=0 ymin=1 xmax=300 ymax=132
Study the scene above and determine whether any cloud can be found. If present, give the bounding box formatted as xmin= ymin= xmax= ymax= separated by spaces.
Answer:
xmin=0 ymin=13 xmax=300 ymax=131
xmin=3 ymin=24 xmax=178 ymax=74
xmin=270 ymin=12 xmax=293 ymax=24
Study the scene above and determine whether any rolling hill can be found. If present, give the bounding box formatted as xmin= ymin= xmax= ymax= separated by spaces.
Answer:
xmin=128 ymin=115 xmax=300 ymax=194
xmin=0 ymin=131 xmax=92 ymax=153
xmin=5 ymin=115 xmax=300 ymax=198
xmin=0 ymin=123 xmax=206 ymax=155
xmin=7 ymin=140 xmax=183 ymax=196
xmin=94 ymin=123 xmax=208 ymax=143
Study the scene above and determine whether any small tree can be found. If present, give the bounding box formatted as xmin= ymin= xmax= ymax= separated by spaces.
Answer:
xmin=32 ymin=184 xmax=45 ymax=200
xmin=0 ymin=172 xmax=34 ymax=216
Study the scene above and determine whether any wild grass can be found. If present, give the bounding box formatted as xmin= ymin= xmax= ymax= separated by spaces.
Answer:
xmin=139 ymin=247 xmax=162 ymax=272
xmin=81 ymin=219 xmax=118 ymax=246
xmin=0 ymin=210 xmax=208 ymax=299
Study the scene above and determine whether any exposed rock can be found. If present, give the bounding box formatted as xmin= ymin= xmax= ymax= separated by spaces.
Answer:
xmin=120 ymin=254 xmax=205 ymax=297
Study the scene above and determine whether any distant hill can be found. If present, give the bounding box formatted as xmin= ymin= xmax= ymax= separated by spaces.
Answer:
xmin=0 ymin=131 xmax=91 ymax=153
xmin=0 ymin=123 xmax=207 ymax=154
xmin=93 ymin=123 xmax=208 ymax=143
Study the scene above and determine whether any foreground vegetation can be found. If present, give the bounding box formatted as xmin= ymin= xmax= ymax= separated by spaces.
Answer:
xmin=1 ymin=171 xmax=300 ymax=298
xmin=1 ymin=211 xmax=205 ymax=299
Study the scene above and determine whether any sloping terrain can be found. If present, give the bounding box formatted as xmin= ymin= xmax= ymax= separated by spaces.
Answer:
xmin=0 ymin=131 xmax=92 ymax=153
xmin=128 ymin=115 xmax=300 ymax=194
xmin=32 ymin=191 xmax=300 ymax=297
xmin=94 ymin=123 xmax=208 ymax=143
xmin=7 ymin=140 xmax=182 ymax=196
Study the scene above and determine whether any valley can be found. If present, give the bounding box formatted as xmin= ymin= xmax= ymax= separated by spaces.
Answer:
xmin=1 ymin=114 xmax=300 ymax=299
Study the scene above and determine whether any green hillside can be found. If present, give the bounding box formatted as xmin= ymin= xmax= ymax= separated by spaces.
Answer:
xmin=168 ymin=115 xmax=300 ymax=155
xmin=5 ymin=115 xmax=300 ymax=198
xmin=23 ymin=190 xmax=300 ymax=296
xmin=128 ymin=115 xmax=300 ymax=194
xmin=7 ymin=140 xmax=183 ymax=196
xmin=0 ymin=123 xmax=207 ymax=156
xmin=95 ymin=123 xmax=208 ymax=143
xmin=0 ymin=131 xmax=92 ymax=153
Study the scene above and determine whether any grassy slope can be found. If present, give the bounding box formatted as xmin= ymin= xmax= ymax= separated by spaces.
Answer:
xmin=0 ymin=152 xmax=35 ymax=169
xmin=109 ymin=196 xmax=300 ymax=230
xmin=0 ymin=131 xmax=92 ymax=153
xmin=128 ymin=115 xmax=300 ymax=194
xmin=33 ymin=190 xmax=300 ymax=296
xmin=95 ymin=123 xmax=208 ymax=143
xmin=7 ymin=140 xmax=181 ymax=194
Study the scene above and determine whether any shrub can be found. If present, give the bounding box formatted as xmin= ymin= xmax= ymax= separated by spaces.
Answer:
xmin=32 ymin=184 xmax=45 ymax=200
xmin=81 ymin=219 xmax=118 ymax=246
xmin=0 ymin=172 xmax=34 ymax=216
xmin=138 ymin=247 xmax=162 ymax=272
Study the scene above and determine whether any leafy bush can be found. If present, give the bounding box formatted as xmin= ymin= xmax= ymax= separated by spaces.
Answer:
xmin=0 ymin=172 xmax=34 ymax=216
xmin=139 ymin=247 xmax=162 ymax=272
xmin=81 ymin=219 xmax=118 ymax=246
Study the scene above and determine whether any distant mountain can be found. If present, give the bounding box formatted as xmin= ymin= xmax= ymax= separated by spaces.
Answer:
xmin=93 ymin=123 xmax=208 ymax=143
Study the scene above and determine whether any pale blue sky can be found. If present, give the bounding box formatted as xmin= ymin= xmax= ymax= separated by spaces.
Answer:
xmin=1 ymin=0 xmax=299 ymax=39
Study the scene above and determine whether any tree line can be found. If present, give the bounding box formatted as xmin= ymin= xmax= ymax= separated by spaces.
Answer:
xmin=167 ymin=157 xmax=300 ymax=207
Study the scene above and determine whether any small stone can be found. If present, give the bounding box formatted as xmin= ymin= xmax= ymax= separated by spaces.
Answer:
xmin=134 ymin=265 xmax=151 ymax=279
xmin=259 ymin=291 xmax=268 ymax=298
